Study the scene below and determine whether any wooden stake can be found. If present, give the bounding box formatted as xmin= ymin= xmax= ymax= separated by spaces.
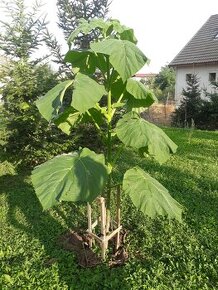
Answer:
xmin=99 ymin=197 xmax=106 ymax=236
xmin=99 ymin=197 xmax=107 ymax=260
xmin=87 ymin=202 xmax=93 ymax=248
xmin=106 ymin=226 xmax=122 ymax=242
xmin=116 ymin=185 xmax=121 ymax=250
xmin=86 ymin=196 xmax=122 ymax=261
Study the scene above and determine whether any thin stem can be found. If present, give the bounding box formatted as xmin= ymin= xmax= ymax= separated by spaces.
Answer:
xmin=111 ymin=91 xmax=125 ymax=119
xmin=107 ymin=90 xmax=112 ymax=122
xmin=86 ymin=110 xmax=101 ymax=131
xmin=86 ymin=110 xmax=106 ymax=144
xmin=117 ymin=93 xmax=125 ymax=104
xmin=95 ymin=103 xmax=103 ymax=111
xmin=106 ymin=90 xmax=112 ymax=232
xmin=106 ymin=56 xmax=110 ymax=90
xmin=105 ymin=55 xmax=112 ymax=232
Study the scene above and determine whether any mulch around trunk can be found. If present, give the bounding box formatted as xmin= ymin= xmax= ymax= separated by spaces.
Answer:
xmin=57 ymin=229 xmax=128 ymax=268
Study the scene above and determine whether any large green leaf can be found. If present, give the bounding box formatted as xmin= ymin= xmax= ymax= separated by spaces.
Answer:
xmin=67 ymin=18 xmax=112 ymax=46
xmin=89 ymin=18 xmax=112 ymax=34
xmin=35 ymin=80 xmax=73 ymax=121
xmin=123 ymin=167 xmax=183 ymax=221
xmin=64 ymin=50 xmax=96 ymax=74
xmin=67 ymin=19 xmax=137 ymax=46
xmin=111 ymin=76 xmax=126 ymax=100
xmin=126 ymin=79 xmax=156 ymax=104
xmin=65 ymin=50 xmax=90 ymax=65
xmin=90 ymin=39 xmax=147 ymax=82
xmin=31 ymin=148 xmax=108 ymax=210
xmin=116 ymin=112 xmax=177 ymax=164
xmin=109 ymin=19 xmax=137 ymax=43
xmin=67 ymin=19 xmax=92 ymax=46
xmin=94 ymin=53 xmax=108 ymax=73
xmin=54 ymin=107 xmax=81 ymax=135
xmin=65 ymin=49 xmax=107 ymax=74
xmin=120 ymin=28 xmax=137 ymax=44
xmin=72 ymin=73 xmax=106 ymax=113
xmin=125 ymin=79 xmax=157 ymax=109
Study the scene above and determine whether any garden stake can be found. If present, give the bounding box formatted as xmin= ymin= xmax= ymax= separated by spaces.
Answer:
xmin=99 ymin=197 xmax=107 ymax=260
xmin=116 ymin=185 xmax=121 ymax=250
xmin=87 ymin=202 xmax=93 ymax=248
xmin=86 ymin=195 xmax=122 ymax=260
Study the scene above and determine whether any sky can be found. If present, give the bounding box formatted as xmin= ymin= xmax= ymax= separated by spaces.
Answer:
xmin=9 ymin=0 xmax=218 ymax=73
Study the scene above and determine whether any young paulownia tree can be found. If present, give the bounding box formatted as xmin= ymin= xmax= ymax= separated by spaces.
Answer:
xmin=31 ymin=19 xmax=183 ymax=260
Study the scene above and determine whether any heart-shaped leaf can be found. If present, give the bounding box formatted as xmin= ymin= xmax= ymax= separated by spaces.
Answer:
xmin=68 ymin=18 xmax=111 ymax=46
xmin=109 ymin=19 xmax=137 ymax=43
xmin=64 ymin=50 xmax=96 ymax=74
xmin=90 ymin=39 xmax=148 ymax=82
xmin=125 ymin=79 xmax=157 ymax=109
xmin=72 ymin=73 xmax=106 ymax=113
xmin=67 ymin=19 xmax=92 ymax=46
xmin=123 ymin=167 xmax=183 ymax=221
xmin=116 ymin=112 xmax=177 ymax=164
xmin=35 ymin=80 xmax=73 ymax=121
xmin=31 ymin=148 xmax=108 ymax=210
xmin=54 ymin=107 xmax=81 ymax=135
xmin=111 ymin=76 xmax=126 ymax=100
xmin=120 ymin=28 xmax=137 ymax=44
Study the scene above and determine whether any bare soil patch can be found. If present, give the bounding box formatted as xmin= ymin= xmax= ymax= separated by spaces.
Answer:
xmin=58 ymin=229 xmax=128 ymax=268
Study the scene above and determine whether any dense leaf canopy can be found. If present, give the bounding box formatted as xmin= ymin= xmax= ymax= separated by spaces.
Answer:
xmin=32 ymin=18 xmax=182 ymax=222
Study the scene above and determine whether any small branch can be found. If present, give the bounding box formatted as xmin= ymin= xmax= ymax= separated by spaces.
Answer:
xmin=111 ymin=91 xmax=124 ymax=118
xmin=86 ymin=110 xmax=101 ymax=130
xmin=109 ymin=183 xmax=122 ymax=189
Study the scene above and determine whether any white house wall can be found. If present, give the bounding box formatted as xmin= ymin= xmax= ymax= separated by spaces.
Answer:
xmin=175 ymin=63 xmax=218 ymax=106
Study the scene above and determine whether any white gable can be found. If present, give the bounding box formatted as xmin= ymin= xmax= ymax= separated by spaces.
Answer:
xmin=174 ymin=64 xmax=218 ymax=106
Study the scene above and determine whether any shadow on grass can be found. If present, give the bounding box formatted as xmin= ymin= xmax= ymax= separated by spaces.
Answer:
xmin=0 ymin=173 xmax=132 ymax=290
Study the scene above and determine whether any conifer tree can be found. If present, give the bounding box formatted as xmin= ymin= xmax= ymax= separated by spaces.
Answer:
xmin=197 ymin=81 xmax=218 ymax=130
xmin=0 ymin=0 xmax=47 ymax=60
xmin=57 ymin=0 xmax=110 ymax=46
xmin=172 ymin=74 xmax=202 ymax=127
xmin=44 ymin=0 xmax=111 ymax=68
xmin=0 ymin=0 xmax=73 ymax=167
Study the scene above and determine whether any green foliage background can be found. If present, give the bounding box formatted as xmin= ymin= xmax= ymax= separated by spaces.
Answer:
xmin=0 ymin=61 xmax=74 ymax=168
xmin=142 ymin=65 xmax=176 ymax=103
xmin=154 ymin=65 xmax=176 ymax=102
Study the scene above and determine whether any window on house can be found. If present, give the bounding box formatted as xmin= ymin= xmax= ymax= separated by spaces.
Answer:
xmin=209 ymin=73 xmax=216 ymax=82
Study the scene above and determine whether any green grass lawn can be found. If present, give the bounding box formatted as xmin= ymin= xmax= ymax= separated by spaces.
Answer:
xmin=0 ymin=128 xmax=218 ymax=289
